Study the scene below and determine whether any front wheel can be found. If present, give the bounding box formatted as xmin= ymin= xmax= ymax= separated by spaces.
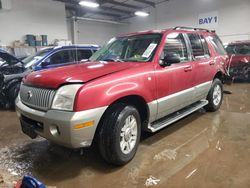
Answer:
xmin=205 ymin=79 xmax=223 ymax=112
xmin=98 ymin=103 xmax=141 ymax=165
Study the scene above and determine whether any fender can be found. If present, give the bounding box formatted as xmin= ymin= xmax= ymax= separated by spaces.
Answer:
xmin=74 ymin=63 xmax=156 ymax=111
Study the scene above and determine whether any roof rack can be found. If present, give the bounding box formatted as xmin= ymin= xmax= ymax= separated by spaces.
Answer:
xmin=173 ymin=26 xmax=215 ymax=33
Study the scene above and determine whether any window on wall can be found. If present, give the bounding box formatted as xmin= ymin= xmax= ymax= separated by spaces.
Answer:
xmin=209 ymin=35 xmax=227 ymax=55
xmin=161 ymin=33 xmax=189 ymax=63
xmin=187 ymin=34 xmax=207 ymax=58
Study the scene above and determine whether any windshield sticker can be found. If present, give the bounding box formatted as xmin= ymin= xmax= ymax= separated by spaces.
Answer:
xmin=142 ymin=43 xmax=157 ymax=58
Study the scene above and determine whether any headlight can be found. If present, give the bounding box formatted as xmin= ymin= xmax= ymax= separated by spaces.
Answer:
xmin=51 ymin=84 xmax=83 ymax=111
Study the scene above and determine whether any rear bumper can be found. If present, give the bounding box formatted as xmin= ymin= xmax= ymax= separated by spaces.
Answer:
xmin=16 ymin=98 xmax=107 ymax=148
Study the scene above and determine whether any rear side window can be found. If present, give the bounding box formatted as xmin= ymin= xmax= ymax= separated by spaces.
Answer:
xmin=209 ymin=35 xmax=227 ymax=55
xmin=200 ymin=35 xmax=210 ymax=56
xmin=74 ymin=49 xmax=93 ymax=61
xmin=162 ymin=33 xmax=189 ymax=63
xmin=187 ymin=34 xmax=207 ymax=59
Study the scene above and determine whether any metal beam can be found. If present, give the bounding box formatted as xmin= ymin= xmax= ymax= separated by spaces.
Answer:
xmin=72 ymin=16 xmax=128 ymax=25
xmin=55 ymin=0 xmax=133 ymax=16
xmin=99 ymin=6 xmax=133 ymax=15
xmin=66 ymin=5 xmax=122 ymax=18
xmin=134 ymin=0 xmax=155 ymax=7
xmin=100 ymin=0 xmax=142 ymax=9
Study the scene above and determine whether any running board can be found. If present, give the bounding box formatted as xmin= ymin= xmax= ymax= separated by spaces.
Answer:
xmin=148 ymin=100 xmax=208 ymax=133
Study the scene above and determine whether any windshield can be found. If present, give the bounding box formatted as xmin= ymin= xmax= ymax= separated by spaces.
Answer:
xmin=225 ymin=43 xmax=250 ymax=55
xmin=23 ymin=48 xmax=53 ymax=68
xmin=90 ymin=34 xmax=162 ymax=62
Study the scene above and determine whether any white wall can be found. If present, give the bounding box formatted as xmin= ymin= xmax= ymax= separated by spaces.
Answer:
xmin=0 ymin=0 xmax=68 ymax=46
xmin=117 ymin=0 xmax=250 ymax=43
xmin=73 ymin=20 xmax=118 ymax=46
xmin=1 ymin=0 xmax=249 ymax=46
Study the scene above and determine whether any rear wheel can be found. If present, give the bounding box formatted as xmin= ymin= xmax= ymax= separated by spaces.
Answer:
xmin=205 ymin=79 xmax=223 ymax=112
xmin=98 ymin=103 xmax=141 ymax=165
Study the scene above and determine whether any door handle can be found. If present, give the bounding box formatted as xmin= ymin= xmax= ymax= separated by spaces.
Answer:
xmin=209 ymin=61 xmax=215 ymax=65
xmin=184 ymin=66 xmax=193 ymax=72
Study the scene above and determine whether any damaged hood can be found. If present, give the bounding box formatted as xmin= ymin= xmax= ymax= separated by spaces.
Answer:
xmin=0 ymin=51 xmax=23 ymax=66
xmin=23 ymin=61 xmax=136 ymax=89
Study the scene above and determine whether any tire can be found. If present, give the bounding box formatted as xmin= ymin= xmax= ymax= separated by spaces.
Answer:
xmin=8 ymin=83 xmax=21 ymax=110
xmin=98 ymin=103 xmax=141 ymax=165
xmin=205 ymin=79 xmax=223 ymax=112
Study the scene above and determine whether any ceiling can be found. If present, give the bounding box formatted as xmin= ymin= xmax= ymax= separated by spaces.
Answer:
xmin=54 ymin=0 xmax=169 ymax=21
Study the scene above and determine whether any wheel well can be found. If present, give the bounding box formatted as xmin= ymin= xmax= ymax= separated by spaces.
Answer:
xmin=93 ymin=95 xmax=150 ymax=144
xmin=101 ymin=95 xmax=149 ymax=128
xmin=214 ymin=71 xmax=224 ymax=83
xmin=111 ymin=95 xmax=149 ymax=127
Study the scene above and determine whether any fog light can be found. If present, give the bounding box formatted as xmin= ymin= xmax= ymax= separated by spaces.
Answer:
xmin=50 ymin=125 xmax=60 ymax=136
xmin=73 ymin=121 xmax=94 ymax=130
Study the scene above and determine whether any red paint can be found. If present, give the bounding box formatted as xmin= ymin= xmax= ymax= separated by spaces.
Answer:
xmin=23 ymin=29 xmax=228 ymax=112
xmin=23 ymin=61 xmax=133 ymax=88
xmin=230 ymin=55 xmax=250 ymax=67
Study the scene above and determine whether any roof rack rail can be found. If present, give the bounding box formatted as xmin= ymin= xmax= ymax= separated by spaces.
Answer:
xmin=173 ymin=26 xmax=215 ymax=33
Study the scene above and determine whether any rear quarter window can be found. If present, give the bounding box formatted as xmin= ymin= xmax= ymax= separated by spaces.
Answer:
xmin=209 ymin=35 xmax=227 ymax=56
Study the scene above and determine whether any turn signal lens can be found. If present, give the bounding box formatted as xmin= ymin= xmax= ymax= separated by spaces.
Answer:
xmin=73 ymin=121 xmax=95 ymax=129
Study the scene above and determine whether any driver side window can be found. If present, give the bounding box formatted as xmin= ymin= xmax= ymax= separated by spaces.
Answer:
xmin=161 ymin=33 xmax=189 ymax=63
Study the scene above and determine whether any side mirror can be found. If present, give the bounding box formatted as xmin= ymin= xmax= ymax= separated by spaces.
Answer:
xmin=161 ymin=53 xmax=181 ymax=66
xmin=41 ymin=61 xmax=50 ymax=67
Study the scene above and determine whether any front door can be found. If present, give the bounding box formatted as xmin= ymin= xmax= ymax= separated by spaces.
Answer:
xmin=155 ymin=32 xmax=195 ymax=119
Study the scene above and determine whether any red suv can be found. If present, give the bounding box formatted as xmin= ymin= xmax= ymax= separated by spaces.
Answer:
xmin=16 ymin=27 xmax=228 ymax=165
xmin=225 ymin=40 xmax=250 ymax=81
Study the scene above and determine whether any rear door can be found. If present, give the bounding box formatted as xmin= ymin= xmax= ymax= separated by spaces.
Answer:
xmin=186 ymin=33 xmax=213 ymax=101
xmin=155 ymin=32 xmax=195 ymax=119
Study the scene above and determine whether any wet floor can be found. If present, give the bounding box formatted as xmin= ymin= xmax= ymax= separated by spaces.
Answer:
xmin=0 ymin=83 xmax=250 ymax=188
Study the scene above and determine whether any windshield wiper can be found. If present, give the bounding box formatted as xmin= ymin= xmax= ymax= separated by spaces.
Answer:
xmin=102 ymin=58 xmax=124 ymax=62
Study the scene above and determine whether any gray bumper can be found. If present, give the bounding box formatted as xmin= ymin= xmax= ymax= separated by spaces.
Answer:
xmin=16 ymin=99 xmax=107 ymax=148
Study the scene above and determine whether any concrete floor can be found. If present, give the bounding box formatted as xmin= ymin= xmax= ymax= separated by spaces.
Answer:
xmin=0 ymin=83 xmax=250 ymax=188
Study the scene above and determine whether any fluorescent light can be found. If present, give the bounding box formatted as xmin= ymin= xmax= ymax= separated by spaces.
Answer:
xmin=135 ymin=11 xmax=149 ymax=17
xmin=79 ymin=1 xmax=100 ymax=8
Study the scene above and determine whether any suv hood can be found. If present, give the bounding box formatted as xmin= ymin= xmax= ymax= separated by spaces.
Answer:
xmin=0 ymin=51 xmax=23 ymax=66
xmin=23 ymin=61 xmax=136 ymax=88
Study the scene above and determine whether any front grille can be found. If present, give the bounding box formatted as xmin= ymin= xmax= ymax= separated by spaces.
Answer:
xmin=20 ymin=84 xmax=56 ymax=111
